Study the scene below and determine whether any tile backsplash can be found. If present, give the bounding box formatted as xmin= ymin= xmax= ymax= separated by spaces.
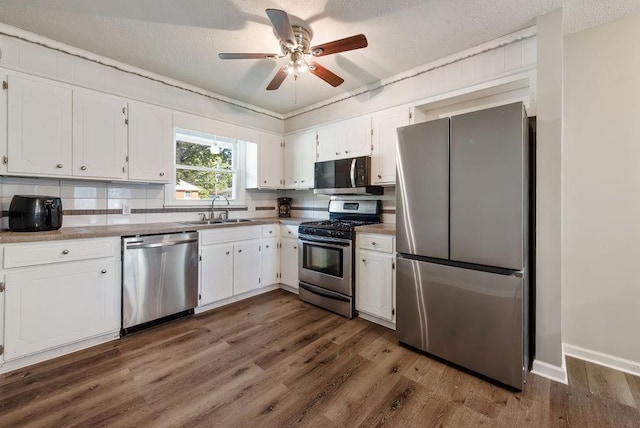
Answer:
xmin=0 ymin=177 xmax=396 ymax=229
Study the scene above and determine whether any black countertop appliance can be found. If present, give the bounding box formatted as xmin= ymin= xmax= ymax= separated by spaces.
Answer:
xmin=9 ymin=195 xmax=63 ymax=231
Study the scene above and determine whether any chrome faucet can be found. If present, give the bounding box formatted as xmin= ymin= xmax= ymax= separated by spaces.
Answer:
xmin=210 ymin=195 xmax=230 ymax=220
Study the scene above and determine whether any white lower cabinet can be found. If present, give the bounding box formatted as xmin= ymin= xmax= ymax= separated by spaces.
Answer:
xmin=280 ymin=237 xmax=299 ymax=290
xmin=233 ymin=239 xmax=262 ymax=294
xmin=356 ymin=233 xmax=396 ymax=326
xmin=199 ymin=226 xmax=273 ymax=307
xmin=1 ymin=238 xmax=120 ymax=363
xmin=200 ymin=243 xmax=234 ymax=305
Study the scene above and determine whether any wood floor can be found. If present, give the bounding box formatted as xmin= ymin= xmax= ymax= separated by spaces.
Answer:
xmin=1 ymin=289 xmax=639 ymax=427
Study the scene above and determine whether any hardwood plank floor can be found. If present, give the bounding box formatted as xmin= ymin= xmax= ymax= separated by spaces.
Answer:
xmin=1 ymin=289 xmax=639 ymax=427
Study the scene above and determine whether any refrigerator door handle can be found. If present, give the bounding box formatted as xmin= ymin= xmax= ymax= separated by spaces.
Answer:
xmin=350 ymin=158 xmax=357 ymax=188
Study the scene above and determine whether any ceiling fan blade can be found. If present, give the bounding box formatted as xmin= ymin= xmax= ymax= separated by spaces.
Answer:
xmin=266 ymin=8 xmax=297 ymax=48
xmin=267 ymin=66 xmax=289 ymax=90
xmin=310 ymin=34 xmax=368 ymax=57
xmin=218 ymin=53 xmax=280 ymax=60
xmin=309 ymin=62 xmax=344 ymax=87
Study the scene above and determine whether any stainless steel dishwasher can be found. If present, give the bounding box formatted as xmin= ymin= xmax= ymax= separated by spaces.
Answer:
xmin=122 ymin=232 xmax=199 ymax=333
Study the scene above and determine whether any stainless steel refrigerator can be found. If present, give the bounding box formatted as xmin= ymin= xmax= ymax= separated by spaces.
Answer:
xmin=396 ymin=102 xmax=530 ymax=389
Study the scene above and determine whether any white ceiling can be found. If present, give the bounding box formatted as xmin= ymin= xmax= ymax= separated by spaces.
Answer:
xmin=0 ymin=0 xmax=638 ymax=115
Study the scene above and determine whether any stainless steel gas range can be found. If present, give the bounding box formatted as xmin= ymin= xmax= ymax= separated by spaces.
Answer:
xmin=298 ymin=199 xmax=381 ymax=318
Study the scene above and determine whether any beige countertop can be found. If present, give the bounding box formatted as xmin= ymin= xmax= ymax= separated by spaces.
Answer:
xmin=355 ymin=223 xmax=396 ymax=235
xmin=0 ymin=217 xmax=315 ymax=244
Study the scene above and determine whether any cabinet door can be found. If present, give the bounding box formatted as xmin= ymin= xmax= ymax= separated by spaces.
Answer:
xmin=128 ymin=102 xmax=172 ymax=182
xmin=356 ymin=249 xmax=394 ymax=322
xmin=7 ymin=74 xmax=72 ymax=176
xmin=280 ymin=237 xmax=299 ymax=289
xmin=200 ymin=243 xmax=234 ymax=305
xmin=284 ymin=131 xmax=316 ymax=189
xmin=316 ymin=123 xmax=341 ymax=161
xmin=372 ymin=106 xmax=411 ymax=185
xmin=233 ymin=239 xmax=261 ymax=295
xmin=261 ymin=237 xmax=279 ymax=286
xmin=258 ymin=133 xmax=283 ymax=188
xmin=344 ymin=116 xmax=372 ymax=158
xmin=4 ymin=259 xmax=119 ymax=361
xmin=73 ymin=90 xmax=128 ymax=179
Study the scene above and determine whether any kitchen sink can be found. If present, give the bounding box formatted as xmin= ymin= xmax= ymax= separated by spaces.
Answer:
xmin=180 ymin=219 xmax=254 ymax=225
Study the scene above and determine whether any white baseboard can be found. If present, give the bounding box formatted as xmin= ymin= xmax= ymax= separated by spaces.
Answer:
xmin=563 ymin=343 xmax=640 ymax=377
xmin=279 ymin=284 xmax=299 ymax=295
xmin=358 ymin=312 xmax=396 ymax=330
xmin=531 ymin=357 xmax=568 ymax=384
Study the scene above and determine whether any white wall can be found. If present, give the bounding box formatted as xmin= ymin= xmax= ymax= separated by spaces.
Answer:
xmin=563 ymin=13 xmax=640 ymax=365
xmin=533 ymin=8 xmax=565 ymax=374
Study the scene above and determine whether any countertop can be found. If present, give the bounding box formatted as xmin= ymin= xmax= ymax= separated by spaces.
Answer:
xmin=355 ymin=223 xmax=396 ymax=235
xmin=0 ymin=217 xmax=315 ymax=244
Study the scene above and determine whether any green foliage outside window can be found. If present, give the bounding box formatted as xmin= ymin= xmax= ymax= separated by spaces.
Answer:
xmin=176 ymin=140 xmax=234 ymax=199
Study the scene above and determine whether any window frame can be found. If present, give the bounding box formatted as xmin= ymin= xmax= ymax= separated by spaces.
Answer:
xmin=165 ymin=128 xmax=248 ymax=207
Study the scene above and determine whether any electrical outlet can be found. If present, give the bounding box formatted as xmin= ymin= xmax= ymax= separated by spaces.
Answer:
xmin=122 ymin=204 xmax=131 ymax=215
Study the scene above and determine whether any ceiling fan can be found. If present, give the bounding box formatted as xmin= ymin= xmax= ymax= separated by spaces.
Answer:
xmin=218 ymin=9 xmax=368 ymax=90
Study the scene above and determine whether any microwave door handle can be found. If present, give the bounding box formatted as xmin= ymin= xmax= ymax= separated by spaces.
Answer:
xmin=350 ymin=158 xmax=356 ymax=188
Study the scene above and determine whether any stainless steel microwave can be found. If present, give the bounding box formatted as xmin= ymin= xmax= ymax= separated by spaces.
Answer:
xmin=313 ymin=156 xmax=383 ymax=195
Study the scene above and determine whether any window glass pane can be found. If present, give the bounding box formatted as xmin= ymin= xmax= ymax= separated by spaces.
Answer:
xmin=176 ymin=140 xmax=233 ymax=170
xmin=176 ymin=169 xmax=234 ymax=199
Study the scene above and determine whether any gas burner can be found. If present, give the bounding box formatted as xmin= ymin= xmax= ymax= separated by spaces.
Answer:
xmin=300 ymin=219 xmax=376 ymax=231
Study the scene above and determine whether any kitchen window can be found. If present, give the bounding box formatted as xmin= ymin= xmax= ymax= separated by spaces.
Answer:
xmin=168 ymin=129 xmax=241 ymax=205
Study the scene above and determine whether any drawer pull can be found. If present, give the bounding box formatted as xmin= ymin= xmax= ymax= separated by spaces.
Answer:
xmin=62 ymin=250 xmax=70 ymax=255
xmin=101 ymin=269 xmax=107 ymax=274
xmin=377 ymin=174 xmax=382 ymax=179
xmin=371 ymin=242 xmax=377 ymax=246
xmin=293 ymin=246 xmax=297 ymax=250
xmin=266 ymin=245 xmax=270 ymax=248
xmin=362 ymin=259 xmax=366 ymax=263
xmin=80 ymin=165 xmax=87 ymax=171
xmin=238 ymin=249 xmax=242 ymax=253
xmin=159 ymin=172 xmax=165 ymax=176
xmin=269 ymin=230 xmax=273 ymax=234
xmin=56 ymin=163 xmax=64 ymax=168
xmin=288 ymin=231 xmax=291 ymax=234
xmin=225 ymin=251 xmax=230 ymax=255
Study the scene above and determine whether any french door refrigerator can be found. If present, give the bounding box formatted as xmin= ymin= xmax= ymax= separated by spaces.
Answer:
xmin=396 ymin=102 xmax=530 ymax=389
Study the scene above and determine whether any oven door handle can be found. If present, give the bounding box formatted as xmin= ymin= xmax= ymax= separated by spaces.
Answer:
xmin=299 ymin=235 xmax=352 ymax=247
xmin=299 ymin=282 xmax=350 ymax=302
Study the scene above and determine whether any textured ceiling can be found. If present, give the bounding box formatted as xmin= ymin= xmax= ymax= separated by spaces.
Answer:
xmin=0 ymin=0 xmax=638 ymax=115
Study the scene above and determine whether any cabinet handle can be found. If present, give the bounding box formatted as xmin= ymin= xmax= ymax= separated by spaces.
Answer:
xmin=362 ymin=259 xmax=366 ymax=262
xmin=345 ymin=150 xmax=350 ymax=154
xmin=80 ymin=165 xmax=87 ymax=171
xmin=372 ymin=242 xmax=377 ymax=246
xmin=335 ymin=152 xmax=340 ymax=155
xmin=301 ymin=180 xmax=305 ymax=183
xmin=288 ymin=231 xmax=291 ymax=234
xmin=62 ymin=249 xmax=69 ymax=255
xmin=293 ymin=246 xmax=297 ymax=249
xmin=238 ymin=249 xmax=242 ymax=253
xmin=377 ymin=174 xmax=382 ymax=179
xmin=101 ymin=269 xmax=107 ymax=274
xmin=294 ymin=180 xmax=298 ymax=184
xmin=225 ymin=251 xmax=230 ymax=255
xmin=56 ymin=163 xmax=64 ymax=169
xmin=269 ymin=230 xmax=272 ymax=234
xmin=266 ymin=245 xmax=270 ymax=248
xmin=263 ymin=180 xmax=267 ymax=183
xmin=159 ymin=172 xmax=165 ymax=176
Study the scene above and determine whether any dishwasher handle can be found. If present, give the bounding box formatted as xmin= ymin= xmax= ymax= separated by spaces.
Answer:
xmin=126 ymin=238 xmax=198 ymax=249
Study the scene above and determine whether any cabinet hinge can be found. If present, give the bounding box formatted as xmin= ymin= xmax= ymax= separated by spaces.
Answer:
xmin=198 ymin=293 xmax=201 ymax=300
xmin=0 ymin=281 xmax=4 ymax=292
xmin=2 ymin=81 xmax=7 ymax=90
xmin=125 ymin=155 xmax=129 ymax=162
xmin=122 ymin=107 xmax=126 ymax=114
xmin=370 ymin=129 xmax=373 ymax=136
xmin=392 ymin=308 xmax=395 ymax=316
xmin=199 ymin=255 xmax=202 ymax=261
xmin=259 ymin=245 xmax=261 ymax=251
xmin=124 ymin=118 xmax=129 ymax=125
xmin=392 ymin=262 xmax=396 ymax=270
xmin=371 ymin=144 xmax=374 ymax=151
xmin=409 ymin=112 xmax=413 ymax=119
xmin=259 ymin=277 xmax=261 ymax=284
xmin=0 ymin=345 xmax=3 ymax=356
xmin=2 ymin=156 xmax=7 ymax=165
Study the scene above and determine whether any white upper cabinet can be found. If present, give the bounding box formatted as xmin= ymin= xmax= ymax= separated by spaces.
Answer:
xmin=127 ymin=102 xmax=172 ymax=183
xmin=283 ymin=130 xmax=316 ymax=189
xmin=72 ymin=90 xmax=128 ymax=179
xmin=371 ymin=106 xmax=412 ymax=185
xmin=7 ymin=74 xmax=73 ymax=176
xmin=246 ymin=132 xmax=283 ymax=189
xmin=316 ymin=116 xmax=371 ymax=161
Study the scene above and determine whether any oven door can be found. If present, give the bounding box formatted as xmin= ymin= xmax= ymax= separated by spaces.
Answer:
xmin=298 ymin=234 xmax=353 ymax=296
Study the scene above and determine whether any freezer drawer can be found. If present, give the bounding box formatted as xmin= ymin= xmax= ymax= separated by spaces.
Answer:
xmin=396 ymin=257 xmax=526 ymax=389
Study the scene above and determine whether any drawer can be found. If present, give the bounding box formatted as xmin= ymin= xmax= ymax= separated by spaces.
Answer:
xmin=280 ymin=224 xmax=298 ymax=238
xmin=200 ymin=225 xmax=261 ymax=246
xmin=4 ymin=238 xmax=119 ymax=268
xmin=357 ymin=234 xmax=394 ymax=253
xmin=261 ymin=224 xmax=279 ymax=238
